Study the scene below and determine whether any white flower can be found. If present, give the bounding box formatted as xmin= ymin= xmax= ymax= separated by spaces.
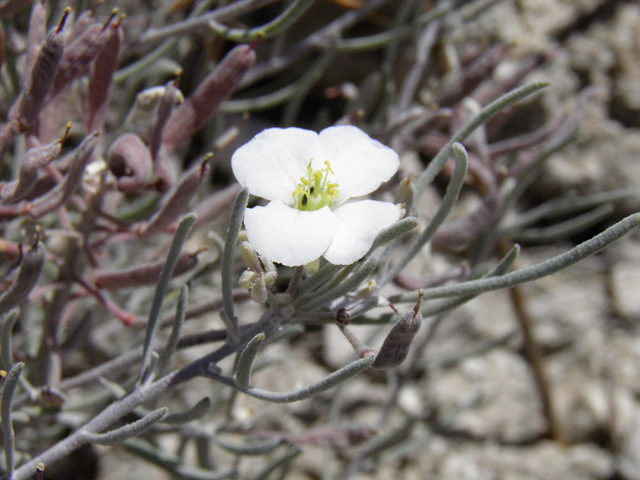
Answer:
xmin=232 ymin=126 xmax=400 ymax=267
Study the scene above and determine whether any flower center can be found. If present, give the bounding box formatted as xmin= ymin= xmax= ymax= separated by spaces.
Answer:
xmin=292 ymin=160 xmax=339 ymax=211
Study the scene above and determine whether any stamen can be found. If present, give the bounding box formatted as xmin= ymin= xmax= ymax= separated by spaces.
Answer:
xmin=291 ymin=160 xmax=340 ymax=211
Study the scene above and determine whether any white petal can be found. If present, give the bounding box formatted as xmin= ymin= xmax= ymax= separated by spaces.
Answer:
xmin=323 ymin=200 xmax=401 ymax=265
xmin=232 ymin=128 xmax=321 ymax=204
xmin=244 ymin=201 xmax=339 ymax=267
xmin=318 ymin=126 xmax=399 ymax=200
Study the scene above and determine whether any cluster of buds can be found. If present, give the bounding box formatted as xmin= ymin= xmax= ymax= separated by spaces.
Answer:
xmin=238 ymin=241 xmax=277 ymax=304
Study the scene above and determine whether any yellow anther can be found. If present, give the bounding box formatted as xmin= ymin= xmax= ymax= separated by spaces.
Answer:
xmin=291 ymin=159 xmax=340 ymax=211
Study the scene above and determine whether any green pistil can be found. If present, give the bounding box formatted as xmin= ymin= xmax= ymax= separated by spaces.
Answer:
xmin=292 ymin=160 xmax=339 ymax=211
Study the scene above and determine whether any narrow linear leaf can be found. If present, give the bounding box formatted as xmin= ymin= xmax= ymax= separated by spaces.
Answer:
xmin=249 ymin=446 xmax=301 ymax=480
xmin=139 ymin=214 xmax=196 ymax=384
xmin=157 ymin=285 xmax=188 ymax=376
xmin=413 ymin=81 xmax=549 ymax=203
xmin=221 ymin=188 xmax=249 ymax=345
xmin=240 ymin=355 xmax=375 ymax=403
xmin=295 ymin=256 xmax=377 ymax=313
xmin=1 ymin=311 xmax=19 ymax=370
xmin=84 ymin=407 xmax=168 ymax=445
xmin=2 ymin=362 xmax=24 ymax=480
xmin=123 ymin=438 xmax=236 ymax=480
xmin=383 ymin=143 xmax=468 ymax=284
xmin=214 ymin=436 xmax=283 ymax=455
xmin=390 ymin=212 xmax=640 ymax=304
xmin=209 ymin=0 xmax=315 ymax=42
xmin=234 ymin=333 xmax=265 ymax=390
xmin=163 ymin=397 xmax=211 ymax=424
xmin=369 ymin=216 xmax=418 ymax=252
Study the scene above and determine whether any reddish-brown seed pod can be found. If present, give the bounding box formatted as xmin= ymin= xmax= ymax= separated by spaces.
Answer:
xmin=0 ymin=24 xmax=6 ymax=71
xmin=106 ymin=133 xmax=153 ymax=192
xmin=371 ymin=290 xmax=424 ymax=370
xmin=0 ymin=240 xmax=45 ymax=315
xmin=137 ymin=156 xmax=211 ymax=237
xmin=148 ymin=80 xmax=181 ymax=161
xmin=92 ymin=251 xmax=199 ymax=290
xmin=49 ymin=11 xmax=116 ymax=98
xmin=162 ymin=44 xmax=256 ymax=150
xmin=67 ymin=8 xmax=99 ymax=44
xmin=187 ymin=182 xmax=242 ymax=232
xmin=14 ymin=25 xmax=65 ymax=131
xmin=87 ymin=21 xmax=122 ymax=133
xmin=23 ymin=0 xmax=47 ymax=87
xmin=1 ymin=130 xmax=66 ymax=203
xmin=0 ymin=0 xmax=33 ymax=18
xmin=29 ymin=132 xmax=98 ymax=217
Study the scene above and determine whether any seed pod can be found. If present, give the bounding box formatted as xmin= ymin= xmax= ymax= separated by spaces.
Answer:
xmin=148 ymin=80 xmax=181 ymax=161
xmin=162 ymin=44 xmax=256 ymax=150
xmin=107 ymin=133 xmax=153 ymax=192
xmin=0 ymin=241 xmax=46 ymax=315
xmin=137 ymin=156 xmax=210 ymax=236
xmin=49 ymin=10 xmax=116 ymax=98
xmin=67 ymin=8 xmax=99 ymax=44
xmin=92 ymin=251 xmax=199 ymax=290
xmin=13 ymin=19 xmax=66 ymax=131
xmin=87 ymin=21 xmax=123 ymax=132
xmin=1 ymin=129 xmax=66 ymax=203
xmin=29 ymin=132 xmax=98 ymax=217
xmin=372 ymin=290 xmax=423 ymax=369
xmin=24 ymin=0 xmax=48 ymax=87
xmin=0 ymin=0 xmax=33 ymax=18
xmin=187 ymin=183 xmax=241 ymax=231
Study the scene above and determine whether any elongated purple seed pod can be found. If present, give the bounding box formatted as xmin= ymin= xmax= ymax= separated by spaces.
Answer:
xmin=92 ymin=251 xmax=199 ymax=290
xmin=189 ymin=182 xmax=242 ymax=231
xmin=0 ymin=0 xmax=32 ymax=18
xmin=138 ymin=157 xmax=210 ymax=236
xmin=0 ymin=241 xmax=45 ymax=315
xmin=23 ymin=0 xmax=47 ymax=88
xmin=14 ymin=27 xmax=65 ymax=131
xmin=49 ymin=17 xmax=113 ymax=98
xmin=67 ymin=9 xmax=98 ymax=45
xmin=107 ymin=133 xmax=153 ymax=192
xmin=162 ymin=44 xmax=256 ymax=150
xmin=0 ymin=24 xmax=5 ymax=71
xmin=148 ymin=81 xmax=180 ymax=160
xmin=372 ymin=291 xmax=424 ymax=370
xmin=29 ymin=132 xmax=98 ymax=217
xmin=2 ymin=136 xmax=64 ymax=203
xmin=87 ymin=22 xmax=122 ymax=133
